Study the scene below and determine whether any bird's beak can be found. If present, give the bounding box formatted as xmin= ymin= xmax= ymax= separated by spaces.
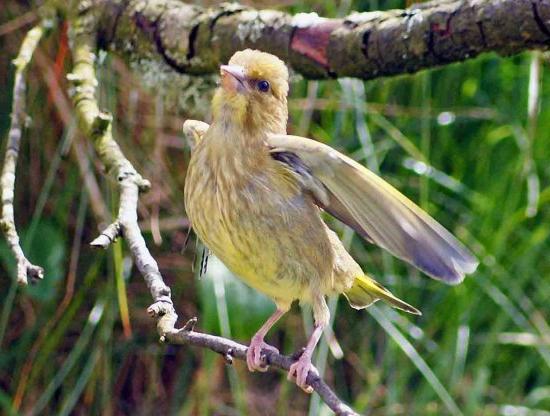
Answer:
xmin=220 ymin=65 xmax=248 ymax=93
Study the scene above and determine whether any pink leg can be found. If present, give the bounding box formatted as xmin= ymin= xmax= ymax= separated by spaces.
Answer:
xmin=287 ymin=323 xmax=324 ymax=393
xmin=246 ymin=307 xmax=287 ymax=372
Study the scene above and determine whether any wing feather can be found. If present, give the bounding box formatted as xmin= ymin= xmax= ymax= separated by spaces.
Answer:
xmin=267 ymin=134 xmax=478 ymax=284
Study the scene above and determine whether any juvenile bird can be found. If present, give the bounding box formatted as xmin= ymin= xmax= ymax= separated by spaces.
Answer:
xmin=184 ymin=49 xmax=478 ymax=391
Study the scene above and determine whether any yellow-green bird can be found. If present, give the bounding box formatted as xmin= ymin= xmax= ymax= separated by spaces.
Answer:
xmin=184 ymin=49 xmax=478 ymax=391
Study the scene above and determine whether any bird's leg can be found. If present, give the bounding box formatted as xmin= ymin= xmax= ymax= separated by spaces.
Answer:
xmin=287 ymin=323 xmax=324 ymax=393
xmin=246 ymin=307 xmax=287 ymax=372
xmin=289 ymin=293 xmax=329 ymax=393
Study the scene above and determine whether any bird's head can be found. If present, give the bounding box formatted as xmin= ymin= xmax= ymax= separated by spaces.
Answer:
xmin=212 ymin=49 xmax=289 ymax=133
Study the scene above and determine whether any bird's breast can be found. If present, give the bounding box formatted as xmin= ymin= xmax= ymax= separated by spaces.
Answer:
xmin=185 ymin=141 xmax=292 ymax=252
xmin=184 ymin=138 xmax=332 ymax=302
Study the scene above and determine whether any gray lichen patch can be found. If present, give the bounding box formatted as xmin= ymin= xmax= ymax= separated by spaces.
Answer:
xmin=157 ymin=5 xmax=203 ymax=65
xmin=131 ymin=58 xmax=216 ymax=116
xmin=236 ymin=10 xmax=266 ymax=43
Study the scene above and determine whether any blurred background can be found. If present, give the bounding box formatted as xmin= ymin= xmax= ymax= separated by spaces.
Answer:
xmin=1 ymin=0 xmax=550 ymax=415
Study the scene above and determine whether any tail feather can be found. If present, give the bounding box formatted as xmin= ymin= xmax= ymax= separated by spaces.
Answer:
xmin=344 ymin=275 xmax=421 ymax=315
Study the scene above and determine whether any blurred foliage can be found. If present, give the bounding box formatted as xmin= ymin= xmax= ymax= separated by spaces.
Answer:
xmin=1 ymin=0 xmax=550 ymax=415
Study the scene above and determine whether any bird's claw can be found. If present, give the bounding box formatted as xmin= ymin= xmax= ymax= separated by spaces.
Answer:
xmin=288 ymin=354 xmax=317 ymax=393
xmin=246 ymin=336 xmax=278 ymax=372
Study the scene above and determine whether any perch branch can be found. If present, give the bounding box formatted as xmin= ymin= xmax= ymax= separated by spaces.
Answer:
xmin=160 ymin=318 xmax=359 ymax=416
xmin=0 ymin=24 xmax=45 ymax=285
xmin=90 ymin=0 xmax=550 ymax=80
xmin=68 ymin=12 xmax=175 ymax=318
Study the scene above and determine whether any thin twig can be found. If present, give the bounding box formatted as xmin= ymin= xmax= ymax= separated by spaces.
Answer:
xmin=33 ymin=47 xmax=111 ymax=225
xmin=160 ymin=318 xmax=359 ymax=416
xmin=0 ymin=24 xmax=45 ymax=285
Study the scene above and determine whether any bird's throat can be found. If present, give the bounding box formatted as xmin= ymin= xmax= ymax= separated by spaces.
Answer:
xmin=212 ymin=88 xmax=287 ymax=138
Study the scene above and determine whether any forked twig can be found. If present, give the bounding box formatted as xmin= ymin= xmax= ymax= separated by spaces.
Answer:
xmin=68 ymin=11 xmax=174 ymax=318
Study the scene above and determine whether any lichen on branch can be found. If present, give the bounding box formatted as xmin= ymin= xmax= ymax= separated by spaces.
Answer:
xmin=68 ymin=9 xmax=174 ymax=316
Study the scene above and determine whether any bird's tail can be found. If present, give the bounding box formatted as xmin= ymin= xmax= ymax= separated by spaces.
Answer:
xmin=344 ymin=274 xmax=421 ymax=315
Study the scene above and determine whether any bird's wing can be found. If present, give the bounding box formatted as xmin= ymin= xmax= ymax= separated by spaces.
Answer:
xmin=270 ymin=150 xmax=375 ymax=243
xmin=183 ymin=119 xmax=209 ymax=150
xmin=267 ymin=133 xmax=478 ymax=284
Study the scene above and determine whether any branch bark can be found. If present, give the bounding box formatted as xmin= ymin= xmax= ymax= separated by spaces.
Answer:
xmin=89 ymin=0 xmax=550 ymax=80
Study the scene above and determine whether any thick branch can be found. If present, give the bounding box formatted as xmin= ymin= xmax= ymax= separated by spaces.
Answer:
xmin=91 ymin=0 xmax=550 ymax=80
xmin=68 ymin=10 xmax=175 ymax=317
xmin=160 ymin=318 xmax=358 ymax=416
xmin=0 ymin=25 xmax=45 ymax=285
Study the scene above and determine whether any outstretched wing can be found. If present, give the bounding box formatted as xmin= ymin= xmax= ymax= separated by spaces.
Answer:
xmin=267 ymin=134 xmax=478 ymax=284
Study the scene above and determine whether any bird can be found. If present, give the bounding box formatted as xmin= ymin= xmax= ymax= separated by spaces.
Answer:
xmin=183 ymin=49 xmax=478 ymax=392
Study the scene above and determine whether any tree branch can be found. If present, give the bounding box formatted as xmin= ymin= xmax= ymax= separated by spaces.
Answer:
xmin=0 ymin=24 xmax=45 ymax=285
xmin=65 ymin=8 xmax=364 ymax=411
xmin=160 ymin=318 xmax=359 ymax=416
xmin=68 ymin=6 xmax=175 ymax=318
xmin=91 ymin=0 xmax=550 ymax=80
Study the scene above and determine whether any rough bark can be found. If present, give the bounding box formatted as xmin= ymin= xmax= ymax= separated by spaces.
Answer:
xmin=86 ymin=0 xmax=550 ymax=80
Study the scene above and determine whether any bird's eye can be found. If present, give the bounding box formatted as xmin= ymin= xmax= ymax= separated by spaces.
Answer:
xmin=257 ymin=80 xmax=270 ymax=93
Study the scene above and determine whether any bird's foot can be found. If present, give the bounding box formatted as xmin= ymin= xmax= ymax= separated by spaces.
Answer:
xmin=246 ymin=336 xmax=279 ymax=372
xmin=288 ymin=352 xmax=318 ymax=393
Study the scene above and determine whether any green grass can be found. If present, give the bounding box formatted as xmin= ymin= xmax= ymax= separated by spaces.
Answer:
xmin=1 ymin=0 xmax=549 ymax=415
